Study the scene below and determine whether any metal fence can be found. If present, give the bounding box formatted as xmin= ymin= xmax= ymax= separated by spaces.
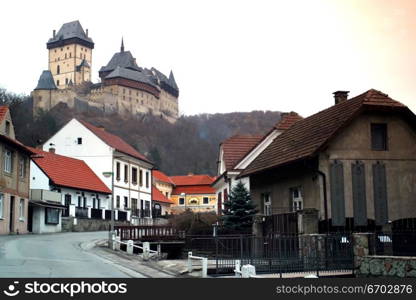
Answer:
xmin=369 ymin=232 xmax=416 ymax=257
xmin=186 ymin=234 xmax=353 ymax=275
xmin=75 ymin=207 xmax=88 ymax=219
xmin=91 ymin=208 xmax=102 ymax=219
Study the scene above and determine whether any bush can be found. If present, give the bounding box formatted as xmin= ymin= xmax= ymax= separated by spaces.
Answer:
xmin=169 ymin=210 xmax=219 ymax=235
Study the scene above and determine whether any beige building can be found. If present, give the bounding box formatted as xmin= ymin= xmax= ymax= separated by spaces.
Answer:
xmin=0 ymin=106 xmax=34 ymax=235
xmin=240 ymin=90 xmax=416 ymax=235
xmin=32 ymin=21 xmax=179 ymax=123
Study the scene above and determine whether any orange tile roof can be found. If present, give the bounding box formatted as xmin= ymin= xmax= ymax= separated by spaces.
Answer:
xmin=172 ymin=185 xmax=216 ymax=195
xmin=274 ymin=111 xmax=303 ymax=130
xmin=221 ymin=135 xmax=264 ymax=171
xmin=241 ymin=89 xmax=410 ymax=176
xmin=29 ymin=147 xmax=112 ymax=194
xmin=0 ymin=106 xmax=8 ymax=123
xmin=78 ymin=119 xmax=151 ymax=163
xmin=152 ymin=185 xmax=174 ymax=204
xmin=153 ymin=170 xmax=174 ymax=185
xmin=170 ymin=174 xmax=215 ymax=186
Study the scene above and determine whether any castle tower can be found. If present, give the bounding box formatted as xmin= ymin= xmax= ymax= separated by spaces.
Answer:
xmin=47 ymin=20 xmax=94 ymax=89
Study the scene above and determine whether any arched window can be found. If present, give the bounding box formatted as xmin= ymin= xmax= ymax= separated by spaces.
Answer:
xmin=57 ymin=65 xmax=60 ymax=74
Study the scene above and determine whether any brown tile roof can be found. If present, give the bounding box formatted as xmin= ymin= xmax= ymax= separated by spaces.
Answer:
xmin=172 ymin=185 xmax=216 ymax=195
xmin=221 ymin=135 xmax=263 ymax=171
xmin=274 ymin=112 xmax=303 ymax=130
xmin=152 ymin=185 xmax=174 ymax=204
xmin=0 ymin=106 xmax=9 ymax=123
xmin=153 ymin=170 xmax=174 ymax=185
xmin=241 ymin=89 xmax=409 ymax=176
xmin=78 ymin=119 xmax=151 ymax=163
xmin=170 ymin=174 xmax=215 ymax=186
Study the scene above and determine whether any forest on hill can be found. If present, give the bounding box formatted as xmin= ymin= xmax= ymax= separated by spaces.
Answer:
xmin=0 ymin=88 xmax=282 ymax=176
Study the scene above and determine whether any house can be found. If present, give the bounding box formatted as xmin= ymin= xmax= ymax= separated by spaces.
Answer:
xmin=170 ymin=174 xmax=217 ymax=214
xmin=212 ymin=112 xmax=303 ymax=214
xmin=240 ymin=90 xmax=416 ymax=236
xmin=152 ymin=170 xmax=175 ymax=215
xmin=152 ymin=186 xmax=174 ymax=217
xmin=28 ymin=147 xmax=112 ymax=233
xmin=42 ymin=118 xmax=154 ymax=224
xmin=0 ymin=106 xmax=35 ymax=234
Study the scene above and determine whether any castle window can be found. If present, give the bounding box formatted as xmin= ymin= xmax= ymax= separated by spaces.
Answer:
xmin=123 ymin=89 xmax=126 ymax=94
xmin=129 ymin=90 xmax=131 ymax=95
xmin=65 ymin=53 xmax=67 ymax=59
xmin=61 ymin=48 xmax=63 ymax=51
xmin=57 ymin=80 xmax=60 ymax=86
xmin=65 ymin=78 xmax=68 ymax=85
xmin=69 ymin=52 xmax=72 ymax=58
xmin=81 ymin=47 xmax=83 ymax=51
xmin=67 ymin=47 xmax=69 ymax=50
xmin=57 ymin=65 xmax=60 ymax=74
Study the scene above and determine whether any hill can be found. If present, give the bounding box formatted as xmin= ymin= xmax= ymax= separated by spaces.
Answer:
xmin=1 ymin=88 xmax=282 ymax=175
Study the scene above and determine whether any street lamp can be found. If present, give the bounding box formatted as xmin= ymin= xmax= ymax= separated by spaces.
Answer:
xmin=103 ymin=170 xmax=115 ymax=247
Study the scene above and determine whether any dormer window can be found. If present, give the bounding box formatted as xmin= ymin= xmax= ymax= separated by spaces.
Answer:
xmin=5 ymin=121 xmax=10 ymax=136
xmin=371 ymin=123 xmax=388 ymax=151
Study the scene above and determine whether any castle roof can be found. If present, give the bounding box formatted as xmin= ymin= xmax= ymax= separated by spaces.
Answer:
xmin=150 ymin=67 xmax=179 ymax=97
xmin=99 ymin=50 xmax=141 ymax=74
xmin=34 ymin=70 xmax=57 ymax=90
xmin=169 ymin=71 xmax=179 ymax=91
xmin=47 ymin=20 xmax=94 ymax=49
xmin=78 ymin=59 xmax=90 ymax=68
xmin=105 ymin=67 xmax=158 ymax=88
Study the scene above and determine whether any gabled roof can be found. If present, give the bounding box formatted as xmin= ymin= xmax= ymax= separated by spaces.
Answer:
xmin=221 ymin=135 xmax=264 ymax=171
xmin=47 ymin=20 xmax=94 ymax=49
xmin=0 ymin=134 xmax=34 ymax=156
xmin=34 ymin=71 xmax=57 ymax=90
xmin=0 ymin=106 xmax=9 ymax=123
xmin=241 ymin=89 xmax=410 ymax=176
xmin=172 ymin=185 xmax=216 ymax=195
xmin=99 ymin=50 xmax=141 ymax=73
xmin=153 ymin=170 xmax=174 ymax=185
xmin=29 ymin=147 xmax=111 ymax=194
xmin=152 ymin=185 xmax=174 ymax=204
xmin=274 ymin=112 xmax=303 ymax=131
xmin=78 ymin=119 xmax=152 ymax=164
xmin=105 ymin=67 xmax=158 ymax=88
xmin=170 ymin=174 xmax=216 ymax=186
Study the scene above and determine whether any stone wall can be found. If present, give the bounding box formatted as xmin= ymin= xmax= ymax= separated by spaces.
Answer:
xmin=61 ymin=217 xmax=129 ymax=232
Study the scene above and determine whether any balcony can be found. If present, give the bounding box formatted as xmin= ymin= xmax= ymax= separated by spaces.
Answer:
xmin=30 ymin=189 xmax=61 ymax=203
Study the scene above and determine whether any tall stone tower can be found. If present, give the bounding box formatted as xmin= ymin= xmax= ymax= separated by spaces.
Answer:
xmin=47 ymin=20 xmax=94 ymax=89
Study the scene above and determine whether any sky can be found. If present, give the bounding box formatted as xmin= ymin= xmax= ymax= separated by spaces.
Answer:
xmin=0 ymin=0 xmax=415 ymax=117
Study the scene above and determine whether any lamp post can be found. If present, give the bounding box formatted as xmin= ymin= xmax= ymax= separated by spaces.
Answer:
xmin=103 ymin=168 xmax=115 ymax=248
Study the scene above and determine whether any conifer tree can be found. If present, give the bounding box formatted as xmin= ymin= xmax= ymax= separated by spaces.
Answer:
xmin=222 ymin=181 xmax=258 ymax=232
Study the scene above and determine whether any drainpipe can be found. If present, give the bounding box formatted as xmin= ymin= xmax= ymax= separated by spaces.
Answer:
xmin=316 ymin=170 xmax=329 ymax=234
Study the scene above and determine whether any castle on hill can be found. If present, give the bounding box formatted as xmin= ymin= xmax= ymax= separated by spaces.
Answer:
xmin=32 ymin=21 xmax=179 ymax=122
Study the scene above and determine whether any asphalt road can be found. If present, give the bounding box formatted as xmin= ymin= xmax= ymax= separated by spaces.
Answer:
xmin=0 ymin=231 xmax=143 ymax=278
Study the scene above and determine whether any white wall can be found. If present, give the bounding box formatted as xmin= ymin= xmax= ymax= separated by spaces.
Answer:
xmin=31 ymin=206 xmax=62 ymax=234
xmin=30 ymin=162 xmax=50 ymax=190
xmin=60 ymin=187 xmax=109 ymax=209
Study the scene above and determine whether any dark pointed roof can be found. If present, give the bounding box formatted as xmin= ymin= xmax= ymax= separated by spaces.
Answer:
xmin=47 ymin=20 xmax=94 ymax=49
xmin=241 ymin=89 xmax=411 ymax=176
xmin=121 ymin=37 xmax=125 ymax=52
xmin=105 ymin=67 xmax=158 ymax=88
xmin=99 ymin=50 xmax=141 ymax=74
xmin=151 ymin=67 xmax=179 ymax=97
xmin=78 ymin=59 xmax=90 ymax=68
xmin=35 ymin=71 xmax=57 ymax=90
xmin=169 ymin=71 xmax=179 ymax=90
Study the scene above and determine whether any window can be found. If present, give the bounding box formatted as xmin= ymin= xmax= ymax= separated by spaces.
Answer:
xmin=77 ymin=196 xmax=82 ymax=207
xmin=77 ymin=137 xmax=82 ymax=145
xmin=64 ymin=194 xmax=72 ymax=206
xmin=145 ymin=201 xmax=150 ymax=217
xmin=65 ymin=78 xmax=68 ymax=85
xmin=116 ymin=196 xmax=120 ymax=209
xmin=179 ymin=197 xmax=185 ymax=205
xmin=124 ymin=196 xmax=128 ymax=209
xmin=4 ymin=149 xmax=12 ymax=173
xmin=145 ymin=171 xmax=149 ymax=188
xmin=116 ymin=162 xmax=121 ymax=181
xmin=291 ymin=187 xmax=303 ymax=212
xmin=203 ymin=197 xmax=209 ymax=204
xmin=131 ymin=198 xmax=138 ymax=214
xmin=57 ymin=65 xmax=60 ymax=74
xmin=19 ymin=199 xmax=25 ymax=220
xmin=262 ymin=193 xmax=272 ymax=216
xmin=0 ymin=193 xmax=3 ymax=218
xmin=5 ymin=121 xmax=10 ymax=136
xmin=132 ymin=167 xmax=138 ymax=184
xmin=139 ymin=169 xmax=143 ymax=186
xmin=57 ymin=80 xmax=60 ymax=86
xmin=45 ymin=208 xmax=59 ymax=224
xmin=124 ymin=164 xmax=128 ymax=182
xmin=19 ymin=156 xmax=25 ymax=178
xmin=371 ymin=123 xmax=388 ymax=151
xmin=69 ymin=52 xmax=72 ymax=58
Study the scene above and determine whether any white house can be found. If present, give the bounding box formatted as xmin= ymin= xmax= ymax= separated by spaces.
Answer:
xmin=42 ymin=118 xmax=154 ymax=223
xmin=29 ymin=147 xmax=112 ymax=233
xmin=212 ymin=112 xmax=303 ymax=214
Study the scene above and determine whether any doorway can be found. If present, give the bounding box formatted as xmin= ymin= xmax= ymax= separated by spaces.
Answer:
xmin=9 ymin=196 xmax=15 ymax=233
xmin=28 ymin=205 xmax=33 ymax=232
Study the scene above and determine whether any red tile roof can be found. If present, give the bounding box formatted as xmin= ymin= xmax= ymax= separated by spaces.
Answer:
xmin=172 ymin=185 xmax=216 ymax=195
xmin=78 ymin=119 xmax=151 ymax=163
xmin=29 ymin=147 xmax=112 ymax=194
xmin=221 ymin=135 xmax=263 ymax=171
xmin=0 ymin=106 xmax=8 ymax=123
xmin=152 ymin=185 xmax=174 ymax=204
xmin=274 ymin=111 xmax=303 ymax=130
xmin=153 ymin=170 xmax=174 ymax=185
xmin=241 ymin=89 xmax=410 ymax=176
xmin=0 ymin=134 xmax=34 ymax=155
xmin=170 ymin=174 xmax=216 ymax=186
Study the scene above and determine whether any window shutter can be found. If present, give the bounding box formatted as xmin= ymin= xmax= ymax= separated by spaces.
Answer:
xmin=330 ymin=161 xmax=345 ymax=226
xmin=373 ymin=162 xmax=388 ymax=225
xmin=352 ymin=162 xmax=367 ymax=226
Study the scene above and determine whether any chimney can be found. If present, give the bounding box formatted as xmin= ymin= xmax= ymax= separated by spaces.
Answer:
xmin=86 ymin=29 xmax=88 ymax=37
xmin=97 ymin=125 xmax=105 ymax=131
xmin=187 ymin=173 xmax=194 ymax=176
xmin=49 ymin=147 xmax=56 ymax=154
xmin=333 ymin=91 xmax=349 ymax=104
xmin=53 ymin=29 xmax=56 ymax=38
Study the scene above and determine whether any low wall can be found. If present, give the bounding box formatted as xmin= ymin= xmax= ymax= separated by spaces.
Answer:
xmin=357 ymin=256 xmax=416 ymax=278
xmin=62 ymin=217 xmax=129 ymax=232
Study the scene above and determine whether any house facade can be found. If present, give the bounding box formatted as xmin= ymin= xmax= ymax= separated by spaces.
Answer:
xmin=0 ymin=107 xmax=34 ymax=235
xmin=213 ymin=112 xmax=303 ymax=215
xmin=42 ymin=118 xmax=153 ymax=224
xmin=240 ymin=90 xmax=416 ymax=236
xmin=29 ymin=147 xmax=111 ymax=233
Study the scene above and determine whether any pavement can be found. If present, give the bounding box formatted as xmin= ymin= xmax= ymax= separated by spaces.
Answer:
xmin=0 ymin=231 xmax=146 ymax=278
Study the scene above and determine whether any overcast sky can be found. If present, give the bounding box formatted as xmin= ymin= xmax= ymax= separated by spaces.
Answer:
xmin=0 ymin=0 xmax=415 ymax=117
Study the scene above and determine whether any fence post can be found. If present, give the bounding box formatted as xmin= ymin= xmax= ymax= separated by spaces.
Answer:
xmin=69 ymin=204 xmax=76 ymax=217
xmin=240 ymin=235 xmax=244 ymax=262
xmin=241 ymin=264 xmax=256 ymax=278
xmin=142 ymin=242 xmax=150 ymax=261
xmin=315 ymin=236 xmax=319 ymax=277
xmin=102 ymin=209 xmax=105 ymax=220
xmin=235 ymin=260 xmax=241 ymax=277
xmin=202 ymin=258 xmax=208 ymax=278
xmin=157 ymin=244 xmax=162 ymax=258
xmin=127 ymin=240 xmax=134 ymax=255
xmin=115 ymin=236 xmax=121 ymax=251
xmin=115 ymin=210 xmax=119 ymax=221
xmin=188 ymin=251 xmax=193 ymax=273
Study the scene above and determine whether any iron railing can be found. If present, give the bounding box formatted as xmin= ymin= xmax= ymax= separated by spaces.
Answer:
xmin=118 ymin=211 xmax=128 ymax=222
xmin=75 ymin=207 xmax=88 ymax=219
xmin=114 ymin=225 xmax=185 ymax=241
xmin=91 ymin=208 xmax=102 ymax=219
